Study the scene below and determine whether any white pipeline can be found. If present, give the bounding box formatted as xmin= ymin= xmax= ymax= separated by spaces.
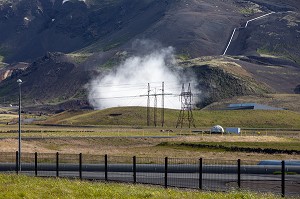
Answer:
xmin=245 ymin=12 xmax=275 ymax=28
xmin=223 ymin=12 xmax=275 ymax=56
xmin=223 ymin=28 xmax=236 ymax=55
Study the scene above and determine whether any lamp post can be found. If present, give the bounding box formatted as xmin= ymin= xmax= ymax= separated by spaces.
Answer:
xmin=17 ymin=79 xmax=22 ymax=171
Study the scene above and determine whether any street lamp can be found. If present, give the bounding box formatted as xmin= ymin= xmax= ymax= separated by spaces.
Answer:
xmin=17 ymin=79 xmax=22 ymax=171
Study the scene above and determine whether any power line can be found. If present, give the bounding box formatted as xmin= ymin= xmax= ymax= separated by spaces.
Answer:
xmin=94 ymin=80 xmax=180 ymax=88
xmin=90 ymin=95 xmax=146 ymax=100
xmin=90 ymin=92 xmax=185 ymax=100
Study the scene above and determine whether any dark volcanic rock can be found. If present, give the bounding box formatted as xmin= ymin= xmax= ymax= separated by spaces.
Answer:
xmin=0 ymin=0 xmax=299 ymax=64
xmin=0 ymin=0 xmax=171 ymax=63
xmin=0 ymin=52 xmax=90 ymax=106
xmin=185 ymin=64 xmax=271 ymax=107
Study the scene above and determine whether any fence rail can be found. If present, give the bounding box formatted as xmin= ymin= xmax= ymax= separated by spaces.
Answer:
xmin=0 ymin=152 xmax=299 ymax=197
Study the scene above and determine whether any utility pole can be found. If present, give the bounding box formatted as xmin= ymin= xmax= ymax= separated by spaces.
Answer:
xmin=17 ymin=79 xmax=22 ymax=171
xmin=154 ymin=89 xmax=157 ymax=127
xmin=176 ymin=83 xmax=195 ymax=128
xmin=142 ymin=82 xmax=171 ymax=127
xmin=161 ymin=82 xmax=165 ymax=127
xmin=147 ymin=83 xmax=150 ymax=126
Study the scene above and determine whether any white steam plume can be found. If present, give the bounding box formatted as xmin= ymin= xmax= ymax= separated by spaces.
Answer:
xmin=88 ymin=44 xmax=198 ymax=110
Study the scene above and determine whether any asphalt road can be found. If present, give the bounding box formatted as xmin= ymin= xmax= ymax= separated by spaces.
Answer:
xmin=1 ymin=163 xmax=300 ymax=174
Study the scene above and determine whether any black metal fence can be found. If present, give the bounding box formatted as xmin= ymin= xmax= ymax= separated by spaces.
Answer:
xmin=0 ymin=152 xmax=299 ymax=197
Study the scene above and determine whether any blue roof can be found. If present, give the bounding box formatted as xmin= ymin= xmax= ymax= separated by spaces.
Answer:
xmin=227 ymin=103 xmax=283 ymax=110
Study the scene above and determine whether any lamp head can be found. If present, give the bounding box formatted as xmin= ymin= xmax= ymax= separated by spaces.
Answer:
xmin=17 ymin=79 xmax=22 ymax=84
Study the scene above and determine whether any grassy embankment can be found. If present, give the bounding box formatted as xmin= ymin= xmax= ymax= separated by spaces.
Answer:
xmin=0 ymin=174 xmax=280 ymax=199
xmin=40 ymin=107 xmax=300 ymax=128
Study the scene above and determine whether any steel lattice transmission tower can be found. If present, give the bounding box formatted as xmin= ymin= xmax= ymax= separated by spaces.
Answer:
xmin=176 ymin=83 xmax=196 ymax=128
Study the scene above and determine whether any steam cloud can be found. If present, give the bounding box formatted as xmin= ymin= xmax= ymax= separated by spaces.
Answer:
xmin=88 ymin=42 xmax=198 ymax=110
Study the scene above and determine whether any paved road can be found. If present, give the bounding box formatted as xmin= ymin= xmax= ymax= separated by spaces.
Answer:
xmin=2 ymin=163 xmax=300 ymax=173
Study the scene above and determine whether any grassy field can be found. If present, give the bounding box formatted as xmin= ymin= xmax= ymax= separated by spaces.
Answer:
xmin=38 ymin=107 xmax=300 ymax=128
xmin=1 ymin=106 xmax=300 ymax=161
xmin=0 ymin=174 xmax=280 ymax=199
xmin=0 ymin=136 xmax=299 ymax=161
xmin=0 ymin=113 xmax=18 ymax=124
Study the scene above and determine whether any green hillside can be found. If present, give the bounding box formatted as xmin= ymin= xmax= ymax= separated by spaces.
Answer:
xmin=41 ymin=107 xmax=300 ymax=128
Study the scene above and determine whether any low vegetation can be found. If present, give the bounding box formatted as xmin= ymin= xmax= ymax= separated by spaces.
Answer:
xmin=158 ymin=141 xmax=300 ymax=154
xmin=0 ymin=174 xmax=280 ymax=199
xmin=257 ymin=45 xmax=300 ymax=66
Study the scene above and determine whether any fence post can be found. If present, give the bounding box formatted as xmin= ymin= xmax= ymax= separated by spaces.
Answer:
xmin=56 ymin=152 xmax=59 ymax=177
xmin=199 ymin=158 xmax=203 ymax=190
xmin=105 ymin=154 xmax=108 ymax=181
xmin=281 ymin=160 xmax=285 ymax=197
xmin=16 ymin=151 xmax=19 ymax=174
xmin=79 ymin=153 xmax=82 ymax=180
xmin=165 ymin=157 xmax=168 ymax=188
xmin=133 ymin=156 xmax=136 ymax=183
xmin=237 ymin=159 xmax=241 ymax=189
xmin=35 ymin=152 xmax=38 ymax=176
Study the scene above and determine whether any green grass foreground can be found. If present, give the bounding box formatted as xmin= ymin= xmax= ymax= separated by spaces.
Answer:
xmin=0 ymin=174 xmax=280 ymax=199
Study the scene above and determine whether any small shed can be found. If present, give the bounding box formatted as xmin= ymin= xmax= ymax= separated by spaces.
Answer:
xmin=225 ymin=127 xmax=241 ymax=134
